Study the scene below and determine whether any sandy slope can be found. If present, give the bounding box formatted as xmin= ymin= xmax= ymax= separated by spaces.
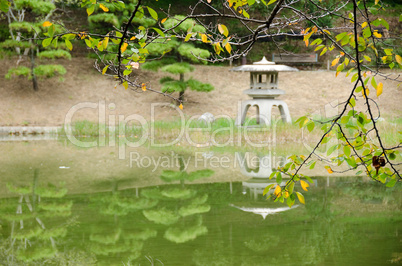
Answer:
xmin=0 ymin=57 xmax=400 ymax=126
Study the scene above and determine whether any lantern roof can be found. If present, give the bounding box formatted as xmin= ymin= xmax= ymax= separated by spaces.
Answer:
xmin=230 ymin=56 xmax=299 ymax=72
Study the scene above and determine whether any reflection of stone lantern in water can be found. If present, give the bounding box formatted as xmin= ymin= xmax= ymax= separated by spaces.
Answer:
xmin=232 ymin=153 xmax=297 ymax=219
xmin=231 ymin=57 xmax=298 ymax=126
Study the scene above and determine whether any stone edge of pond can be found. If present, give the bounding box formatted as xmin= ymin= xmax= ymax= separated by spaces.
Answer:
xmin=0 ymin=126 xmax=61 ymax=141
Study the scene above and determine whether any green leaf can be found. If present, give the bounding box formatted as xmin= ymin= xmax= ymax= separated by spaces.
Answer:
xmin=307 ymin=121 xmax=315 ymax=132
xmin=336 ymin=32 xmax=348 ymax=42
xmin=147 ymin=6 xmax=158 ymax=20
xmin=286 ymin=194 xmax=295 ymax=208
xmin=65 ymin=39 xmax=72 ymax=50
xmin=305 ymin=175 xmax=314 ymax=184
xmin=247 ymin=0 xmax=256 ymax=5
xmin=42 ymin=38 xmax=52 ymax=47
xmin=386 ymin=178 xmax=397 ymax=187
xmin=242 ymin=9 xmax=250 ymax=19
xmin=123 ymin=69 xmax=132 ymax=76
xmin=309 ymin=161 xmax=316 ymax=170
xmin=389 ymin=152 xmax=396 ymax=160
xmin=152 ymin=27 xmax=165 ymax=37
xmin=263 ymin=184 xmax=275 ymax=196
xmin=276 ymin=172 xmax=282 ymax=185
xmin=87 ymin=4 xmax=95 ymax=16
xmin=343 ymin=145 xmax=351 ymax=157
xmin=327 ymin=144 xmax=339 ymax=156
xmin=351 ymin=73 xmax=359 ymax=82
xmin=349 ymin=97 xmax=356 ymax=107
xmin=0 ymin=0 xmax=10 ymax=13
xmin=85 ymin=39 xmax=92 ymax=48
xmin=287 ymin=182 xmax=295 ymax=195
xmin=267 ymin=0 xmax=277 ymax=5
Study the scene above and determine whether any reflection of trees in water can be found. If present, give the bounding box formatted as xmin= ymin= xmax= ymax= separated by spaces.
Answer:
xmin=87 ymin=180 xmax=158 ymax=263
xmin=142 ymin=156 xmax=213 ymax=244
xmin=0 ymin=169 xmax=77 ymax=264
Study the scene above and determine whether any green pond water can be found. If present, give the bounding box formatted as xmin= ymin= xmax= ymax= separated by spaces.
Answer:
xmin=0 ymin=142 xmax=401 ymax=265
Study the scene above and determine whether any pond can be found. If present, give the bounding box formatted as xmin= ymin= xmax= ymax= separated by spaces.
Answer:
xmin=0 ymin=141 xmax=400 ymax=265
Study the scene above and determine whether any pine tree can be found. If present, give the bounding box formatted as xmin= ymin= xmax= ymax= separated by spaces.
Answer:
xmin=141 ymin=15 xmax=214 ymax=103
xmin=1 ymin=0 xmax=70 ymax=91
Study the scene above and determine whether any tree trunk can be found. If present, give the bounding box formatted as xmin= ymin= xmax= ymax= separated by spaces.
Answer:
xmin=30 ymin=48 xmax=38 ymax=91
xmin=179 ymin=73 xmax=184 ymax=102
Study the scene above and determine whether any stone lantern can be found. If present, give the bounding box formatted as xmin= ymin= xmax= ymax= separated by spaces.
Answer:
xmin=230 ymin=56 xmax=298 ymax=126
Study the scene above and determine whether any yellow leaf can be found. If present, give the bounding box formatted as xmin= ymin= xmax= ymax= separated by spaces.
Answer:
xmin=336 ymin=71 xmax=340 ymax=77
xmin=284 ymin=191 xmax=289 ymax=198
xmin=274 ymin=185 xmax=282 ymax=196
xmin=161 ymin=18 xmax=167 ymax=23
xmin=300 ymin=180 xmax=309 ymax=191
xmin=296 ymin=192 xmax=305 ymax=204
xmin=395 ymin=55 xmax=402 ymax=65
xmin=325 ymin=166 xmax=333 ymax=174
xmin=375 ymin=0 xmax=379 ymax=4
xmin=331 ymin=57 xmax=340 ymax=66
xmin=102 ymin=65 xmax=109 ymax=75
xmin=141 ymin=83 xmax=146 ymax=91
xmin=304 ymin=39 xmax=309 ymax=47
xmin=130 ymin=36 xmax=136 ymax=41
xmin=377 ymin=82 xmax=383 ymax=97
xmin=42 ymin=21 xmax=52 ymax=27
xmin=373 ymin=31 xmax=382 ymax=38
xmin=99 ymin=3 xmax=109 ymax=12
xmin=207 ymin=0 xmax=211 ymax=3
xmin=225 ymin=42 xmax=232 ymax=54
xmin=103 ymin=36 xmax=109 ymax=49
xmin=121 ymin=42 xmax=128 ymax=52
xmin=201 ymin=34 xmax=208 ymax=43
xmin=79 ymin=32 xmax=87 ymax=39
xmin=123 ymin=81 xmax=128 ymax=90
xmin=361 ymin=22 xmax=368 ymax=28
xmin=179 ymin=103 xmax=183 ymax=110
xmin=218 ymin=24 xmax=229 ymax=37
xmin=323 ymin=29 xmax=331 ymax=35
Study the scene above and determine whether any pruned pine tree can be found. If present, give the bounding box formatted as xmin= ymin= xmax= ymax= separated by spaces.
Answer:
xmin=1 ymin=0 xmax=71 ymax=91
xmin=141 ymin=16 xmax=214 ymax=103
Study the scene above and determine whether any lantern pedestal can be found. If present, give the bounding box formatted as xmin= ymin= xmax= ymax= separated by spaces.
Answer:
xmin=236 ymin=99 xmax=291 ymax=126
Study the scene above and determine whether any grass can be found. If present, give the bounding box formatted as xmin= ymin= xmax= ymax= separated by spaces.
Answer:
xmin=57 ymin=115 xmax=402 ymax=160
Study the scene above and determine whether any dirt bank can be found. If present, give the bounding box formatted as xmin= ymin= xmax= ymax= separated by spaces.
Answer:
xmin=0 ymin=57 xmax=400 ymax=126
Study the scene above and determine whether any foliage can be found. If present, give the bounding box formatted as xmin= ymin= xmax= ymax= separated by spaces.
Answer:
xmin=5 ymin=66 xmax=31 ymax=79
xmin=1 ymin=0 xmax=69 ymax=90
xmin=12 ymin=0 xmax=401 ymax=204
xmin=38 ymin=49 xmax=72 ymax=60
xmin=33 ymin=65 xmax=67 ymax=78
